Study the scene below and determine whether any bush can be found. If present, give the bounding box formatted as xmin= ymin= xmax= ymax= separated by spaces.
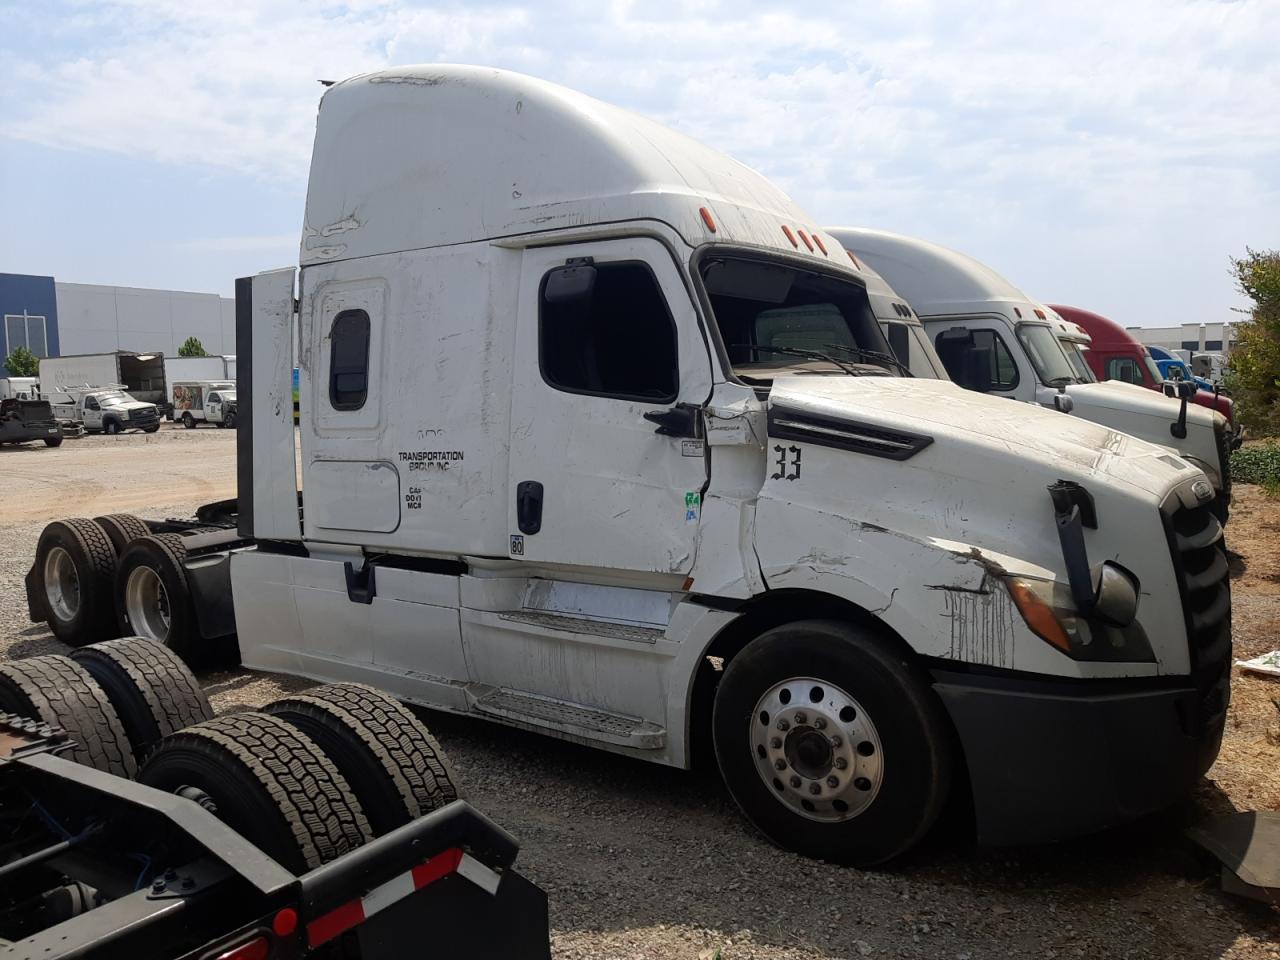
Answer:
xmin=178 ymin=336 xmax=207 ymax=358
xmin=3 ymin=345 xmax=39 ymax=377
xmin=1228 ymin=248 xmax=1280 ymax=436
xmin=1230 ymin=442 xmax=1280 ymax=485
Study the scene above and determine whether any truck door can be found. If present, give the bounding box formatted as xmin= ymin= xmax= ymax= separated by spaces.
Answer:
xmin=82 ymin=396 xmax=101 ymax=430
xmin=508 ymin=237 xmax=714 ymax=578
xmin=928 ymin=317 xmax=1032 ymax=401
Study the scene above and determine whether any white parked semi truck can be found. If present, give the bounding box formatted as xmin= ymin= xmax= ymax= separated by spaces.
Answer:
xmin=830 ymin=228 xmax=1234 ymax=523
xmin=28 ymin=66 xmax=1230 ymax=866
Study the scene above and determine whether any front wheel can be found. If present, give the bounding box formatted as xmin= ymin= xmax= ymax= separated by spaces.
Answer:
xmin=712 ymin=619 xmax=953 ymax=866
xmin=103 ymin=419 xmax=121 ymax=435
xmin=223 ymin=410 xmax=236 ymax=429
xmin=44 ymin=436 xmax=63 ymax=447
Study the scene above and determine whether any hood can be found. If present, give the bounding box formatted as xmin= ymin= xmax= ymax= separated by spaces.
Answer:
xmin=1063 ymin=379 xmax=1217 ymax=428
xmin=768 ymin=375 xmax=1192 ymax=501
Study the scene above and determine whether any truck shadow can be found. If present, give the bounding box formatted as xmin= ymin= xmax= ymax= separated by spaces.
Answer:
xmin=413 ymin=707 xmax=1276 ymax=958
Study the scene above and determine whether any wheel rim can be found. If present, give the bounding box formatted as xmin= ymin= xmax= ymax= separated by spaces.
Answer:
xmin=125 ymin=566 xmax=171 ymax=641
xmin=43 ymin=546 xmax=81 ymax=622
xmin=749 ymin=677 xmax=884 ymax=823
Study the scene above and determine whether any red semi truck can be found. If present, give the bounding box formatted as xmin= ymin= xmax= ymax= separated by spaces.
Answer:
xmin=1049 ymin=303 xmax=1234 ymax=423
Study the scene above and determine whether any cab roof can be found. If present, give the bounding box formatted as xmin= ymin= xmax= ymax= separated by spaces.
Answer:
xmin=302 ymin=65 xmax=839 ymax=267
xmin=1047 ymin=304 xmax=1137 ymax=349
xmin=827 ymin=227 xmax=1035 ymax=318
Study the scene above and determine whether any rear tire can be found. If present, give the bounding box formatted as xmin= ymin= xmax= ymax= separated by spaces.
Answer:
xmin=44 ymin=437 xmax=62 ymax=448
xmin=34 ymin=518 xmax=119 ymax=646
xmin=181 ymin=412 xmax=196 ymax=429
xmin=115 ymin=534 xmax=202 ymax=664
xmin=0 ymin=655 xmax=137 ymax=778
xmin=266 ymin=683 xmax=460 ymax=836
xmin=93 ymin=513 xmax=153 ymax=557
xmin=139 ymin=713 xmax=373 ymax=873
xmin=712 ymin=619 xmax=953 ymax=866
xmin=70 ymin=637 xmax=214 ymax=766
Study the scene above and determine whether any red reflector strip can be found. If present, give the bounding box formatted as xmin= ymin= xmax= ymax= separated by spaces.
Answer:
xmin=307 ymin=847 xmax=479 ymax=948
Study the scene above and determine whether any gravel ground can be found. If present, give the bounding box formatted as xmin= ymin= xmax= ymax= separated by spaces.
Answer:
xmin=2 ymin=428 xmax=1278 ymax=958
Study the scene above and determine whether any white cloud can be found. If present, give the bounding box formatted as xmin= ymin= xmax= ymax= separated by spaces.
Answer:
xmin=3 ymin=0 xmax=1278 ymax=322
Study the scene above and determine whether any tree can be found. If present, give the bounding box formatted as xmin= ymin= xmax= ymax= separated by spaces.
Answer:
xmin=178 ymin=336 xmax=208 ymax=358
xmin=3 ymin=345 xmax=39 ymax=377
xmin=1227 ymin=248 xmax=1280 ymax=435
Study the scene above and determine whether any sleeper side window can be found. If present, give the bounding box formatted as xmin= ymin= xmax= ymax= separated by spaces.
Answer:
xmin=329 ymin=309 xmax=371 ymax=411
xmin=539 ymin=261 xmax=678 ymax=403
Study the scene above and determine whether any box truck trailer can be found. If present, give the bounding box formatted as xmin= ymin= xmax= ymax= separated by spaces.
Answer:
xmin=831 ymin=228 xmax=1235 ymax=524
xmin=27 ymin=66 xmax=1229 ymax=866
xmin=40 ymin=351 xmax=169 ymax=411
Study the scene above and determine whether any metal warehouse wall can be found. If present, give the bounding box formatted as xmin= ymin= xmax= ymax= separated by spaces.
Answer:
xmin=53 ymin=282 xmax=235 ymax=356
xmin=1 ymin=273 xmax=60 ymax=358
xmin=1127 ymin=322 xmax=1234 ymax=354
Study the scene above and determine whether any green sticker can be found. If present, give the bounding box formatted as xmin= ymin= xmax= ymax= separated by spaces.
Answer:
xmin=684 ymin=491 xmax=700 ymax=507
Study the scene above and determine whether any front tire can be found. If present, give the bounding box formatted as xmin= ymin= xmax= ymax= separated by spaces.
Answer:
xmin=712 ymin=619 xmax=952 ymax=866
xmin=103 ymin=418 xmax=121 ymax=435
xmin=44 ymin=436 xmax=63 ymax=447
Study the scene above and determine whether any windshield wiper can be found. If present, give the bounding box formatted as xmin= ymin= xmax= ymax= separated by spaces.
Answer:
xmin=732 ymin=344 xmax=863 ymax=377
xmin=822 ymin=343 xmax=913 ymax=377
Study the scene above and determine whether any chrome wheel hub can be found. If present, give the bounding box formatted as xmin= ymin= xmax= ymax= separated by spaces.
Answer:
xmin=125 ymin=566 xmax=171 ymax=641
xmin=750 ymin=677 xmax=884 ymax=822
xmin=43 ymin=547 xmax=81 ymax=622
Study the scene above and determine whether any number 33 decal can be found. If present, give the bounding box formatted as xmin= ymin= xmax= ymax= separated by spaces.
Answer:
xmin=771 ymin=444 xmax=801 ymax=481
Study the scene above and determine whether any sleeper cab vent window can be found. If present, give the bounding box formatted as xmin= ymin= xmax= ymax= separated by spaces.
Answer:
xmin=767 ymin=405 xmax=933 ymax=461
xmin=329 ymin=309 xmax=370 ymax=411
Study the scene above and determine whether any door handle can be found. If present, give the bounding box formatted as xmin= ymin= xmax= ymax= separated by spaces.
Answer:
xmin=642 ymin=403 xmax=702 ymax=439
xmin=516 ymin=480 xmax=544 ymax=535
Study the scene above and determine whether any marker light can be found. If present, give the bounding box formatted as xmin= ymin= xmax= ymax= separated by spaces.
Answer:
xmin=811 ymin=232 xmax=828 ymax=255
xmin=796 ymin=229 xmax=814 ymax=252
xmin=699 ymin=206 xmax=717 ymax=233
xmin=846 ymin=250 xmax=860 ymax=269
xmin=781 ymin=225 xmax=798 ymax=247
xmin=1004 ymin=579 xmax=1071 ymax=653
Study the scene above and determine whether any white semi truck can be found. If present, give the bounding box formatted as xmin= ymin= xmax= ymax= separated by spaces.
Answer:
xmin=830 ymin=228 xmax=1234 ymax=523
xmin=28 ymin=66 xmax=1230 ymax=866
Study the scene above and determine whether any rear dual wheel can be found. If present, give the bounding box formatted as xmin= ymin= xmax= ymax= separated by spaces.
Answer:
xmin=34 ymin=518 xmax=118 ymax=647
xmin=115 ymin=534 xmax=202 ymax=663
xmin=712 ymin=620 xmax=953 ymax=866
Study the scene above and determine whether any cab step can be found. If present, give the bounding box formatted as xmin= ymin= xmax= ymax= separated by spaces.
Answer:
xmin=465 ymin=685 xmax=666 ymax=749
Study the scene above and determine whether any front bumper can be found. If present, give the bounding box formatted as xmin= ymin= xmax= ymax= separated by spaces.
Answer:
xmin=932 ymin=667 xmax=1225 ymax=846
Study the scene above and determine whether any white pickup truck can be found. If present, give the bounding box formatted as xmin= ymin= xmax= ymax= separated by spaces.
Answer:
xmin=29 ymin=66 xmax=1230 ymax=867
xmin=50 ymin=387 xmax=161 ymax=434
xmin=172 ymin=380 xmax=238 ymax=428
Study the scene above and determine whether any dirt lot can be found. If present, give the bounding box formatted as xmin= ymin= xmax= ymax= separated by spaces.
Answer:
xmin=2 ymin=426 xmax=1278 ymax=958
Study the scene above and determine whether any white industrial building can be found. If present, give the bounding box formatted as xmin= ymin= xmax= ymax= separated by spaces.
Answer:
xmin=2 ymin=272 xmax=235 ymax=360
xmin=1126 ymin=321 xmax=1235 ymax=355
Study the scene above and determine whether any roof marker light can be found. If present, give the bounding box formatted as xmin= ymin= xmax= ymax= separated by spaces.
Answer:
xmin=846 ymin=251 xmax=860 ymax=269
xmin=1014 ymin=307 xmax=1023 ymax=318
xmin=1034 ymin=308 xmax=1046 ymax=319
xmin=796 ymin=229 xmax=814 ymax=252
xmin=811 ymin=232 xmax=828 ymax=255
xmin=781 ymin=225 xmax=798 ymax=248
xmin=699 ymin=206 xmax=717 ymax=233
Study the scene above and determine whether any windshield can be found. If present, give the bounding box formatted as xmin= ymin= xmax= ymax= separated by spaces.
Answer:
xmin=1058 ymin=339 xmax=1096 ymax=382
xmin=98 ymin=393 xmax=129 ymax=407
xmin=700 ymin=254 xmax=904 ymax=382
xmin=1016 ymin=323 xmax=1080 ymax=385
xmin=1142 ymin=351 xmax=1163 ymax=384
xmin=881 ymin=320 xmax=946 ymax=378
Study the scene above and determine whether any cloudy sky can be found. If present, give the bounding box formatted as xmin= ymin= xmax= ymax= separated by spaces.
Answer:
xmin=2 ymin=0 xmax=1277 ymax=326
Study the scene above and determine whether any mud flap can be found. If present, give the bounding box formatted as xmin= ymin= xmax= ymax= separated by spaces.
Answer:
xmin=1187 ymin=811 xmax=1280 ymax=906
xmin=356 ymin=869 xmax=550 ymax=960
xmin=25 ymin=563 xmax=45 ymax=623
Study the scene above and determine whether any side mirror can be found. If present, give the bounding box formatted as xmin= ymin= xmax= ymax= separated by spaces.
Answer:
xmin=543 ymin=263 xmax=597 ymax=304
xmin=962 ymin=346 xmax=994 ymax=393
xmin=1053 ymin=391 xmax=1074 ymax=413
xmin=1091 ymin=562 xmax=1139 ymax=628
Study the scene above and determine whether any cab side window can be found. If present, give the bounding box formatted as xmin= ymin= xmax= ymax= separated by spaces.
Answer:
xmin=329 ymin=309 xmax=371 ymax=411
xmin=934 ymin=328 xmax=1020 ymax=390
xmin=85 ymin=397 xmax=100 ymax=411
xmin=1107 ymin=357 xmax=1142 ymax=384
xmin=539 ymin=261 xmax=678 ymax=403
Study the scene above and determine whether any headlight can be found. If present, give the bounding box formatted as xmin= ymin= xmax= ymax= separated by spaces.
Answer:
xmin=1004 ymin=575 xmax=1154 ymax=663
